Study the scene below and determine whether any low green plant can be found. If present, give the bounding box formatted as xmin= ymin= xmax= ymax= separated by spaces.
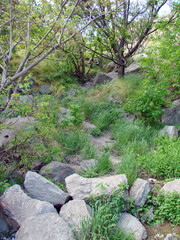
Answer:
xmin=125 ymin=80 xmax=168 ymax=122
xmin=137 ymin=136 xmax=180 ymax=179
xmin=81 ymin=152 xmax=112 ymax=178
xmin=0 ymin=180 xmax=12 ymax=193
xmin=76 ymin=187 xmax=134 ymax=240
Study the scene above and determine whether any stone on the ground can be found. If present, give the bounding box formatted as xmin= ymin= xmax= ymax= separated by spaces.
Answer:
xmin=39 ymin=161 xmax=75 ymax=184
xmin=93 ymin=72 xmax=112 ymax=85
xmin=173 ymin=99 xmax=180 ymax=107
xmin=0 ymin=117 xmax=34 ymax=147
xmin=129 ymin=178 xmax=152 ymax=207
xmin=79 ymin=159 xmax=98 ymax=171
xmin=125 ymin=62 xmax=140 ymax=74
xmin=119 ymin=113 xmax=136 ymax=122
xmin=163 ymin=233 xmax=180 ymax=240
xmin=39 ymin=85 xmax=51 ymax=94
xmin=82 ymin=121 xmax=96 ymax=130
xmin=161 ymin=179 xmax=180 ymax=194
xmin=158 ymin=126 xmax=178 ymax=138
xmin=65 ymin=173 xmax=127 ymax=200
xmin=117 ymin=213 xmax=147 ymax=240
xmin=106 ymin=61 xmax=117 ymax=72
xmin=162 ymin=106 xmax=180 ymax=125
xmin=57 ymin=107 xmax=71 ymax=122
xmin=90 ymin=132 xmax=115 ymax=152
xmin=18 ymin=95 xmax=34 ymax=104
xmin=0 ymin=185 xmax=56 ymax=230
xmin=0 ymin=210 xmax=9 ymax=235
xmin=60 ymin=200 xmax=91 ymax=231
xmin=15 ymin=213 xmax=75 ymax=240
xmin=24 ymin=171 xmax=68 ymax=205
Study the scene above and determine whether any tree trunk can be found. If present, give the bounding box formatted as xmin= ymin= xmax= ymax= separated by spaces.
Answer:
xmin=118 ymin=65 xmax=125 ymax=77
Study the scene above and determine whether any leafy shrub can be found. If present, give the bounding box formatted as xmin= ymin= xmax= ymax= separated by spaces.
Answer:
xmin=0 ymin=181 xmax=12 ymax=193
xmin=137 ymin=137 xmax=180 ymax=179
xmin=125 ymin=80 xmax=168 ymax=122
xmin=153 ymin=192 xmax=180 ymax=225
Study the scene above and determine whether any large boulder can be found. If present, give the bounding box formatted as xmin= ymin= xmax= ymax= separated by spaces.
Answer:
xmin=24 ymin=171 xmax=69 ymax=205
xmin=161 ymin=179 xmax=180 ymax=194
xmin=39 ymin=161 xmax=75 ymax=184
xmin=158 ymin=126 xmax=178 ymax=138
xmin=60 ymin=200 xmax=91 ymax=231
xmin=129 ymin=178 xmax=152 ymax=207
xmin=162 ymin=106 xmax=180 ymax=125
xmin=15 ymin=213 xmax=75 ymax=240
xmin=0 ymin=117 xmax=34 ymax=147
xmin=93 ymin=72 xmax=113 ymax=85
xmin=65 ymin=173 xmax=127 ymax=200
xmin=0 ymin=185 xmax=56 ymax=230
xmin=117 ymin=213 xmax=147 ymax=240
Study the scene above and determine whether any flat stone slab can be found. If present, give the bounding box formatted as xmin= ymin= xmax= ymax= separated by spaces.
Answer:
xmin=90 ymin=132 xmax=115 ymax=152
xmin=24 ymin=171 xmax=68 ymax=205
xmin=65 ymin=173 xmax=127 ymax=200
xmin=0 ymin=185 xmax=56 ymax=230
xmin=60 ymin=200 xmax=91 ymax=231
xmin=161 ymin=179 xmax=180 ymax=194
xmin=117 ymin=213 xmax=147 ymax=240
xmin=15 ymin=213 xmax=75 ymax=240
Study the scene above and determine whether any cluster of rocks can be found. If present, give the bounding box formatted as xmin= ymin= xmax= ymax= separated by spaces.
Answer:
xmin=0 ymin=170 xmax=179 ymax=240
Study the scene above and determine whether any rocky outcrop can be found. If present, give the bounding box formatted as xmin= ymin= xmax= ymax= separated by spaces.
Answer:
xmin=0 ymin=117 xmax=34 ymax=147
xmin=161 ymin=179 xmax=180 ymax=194
xmin=117 ymin=213 xmax=147 ymax=240
xmin=60 ymin=200 xmax=91 ymax=231
xmin=39 ymin=162 xmax=75 ymax=184
xmin=15 ymin=213 xmax=75 ymax=240
xmin=162 ymin=106 xmax=180 ymax=125
xmin=24 ymin=171 xmax=68 ymax=205
xmin=0 ymin=185 xmax=56 ymax=230
xmin=65 ymin=173 xmax=127 ymax=200
xmin=129 ymin=178 xmax=152 ymax=207
xmin=158 ymin=126 xmax=178 ymax=138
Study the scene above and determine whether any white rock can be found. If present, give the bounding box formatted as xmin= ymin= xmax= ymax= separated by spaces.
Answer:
xmin=161 ymin=179 xmax=180 ymax=194
xmin=0 ymin=185 xmax=56 ymax=230
xmin=24 ymin=171 xmax=68 ymax=205
xmin=129 ymin=178 xmax=152 ymax=207
xmin=65 ymin=173 xmax=127 ymax=200
xmin=15 ymin=213 xmax=75 ymax=240
xmin=117 ymin=213 xmax=147 ymax=240
xmin=60 ymin=200 xmax=91 ymax=231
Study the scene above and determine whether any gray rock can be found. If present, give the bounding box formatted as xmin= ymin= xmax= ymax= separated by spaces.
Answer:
xmin=117 ymin=213 xmax=147 ymax=240
xmin=159 ymin=126 xmax=178 ymax=138
xmin=125 ymin=62 xmax=140 ymax=74
xmin=39 ymin=85 xmax=51 ymax=94
xmin=24 ymin=171 xmax=68 ymax=205
xmin=0 ymin=209 xmax=9 ymax=234
xmin=18 ymin=95 xmax=34 ymax=104
xmin=79 ymin=159 xmax=98 ymax=171
xmin=119 ymin=113 xmax=136 ymax=122
xmin=106 ymin=61 xmax=118 ymax=72
xmin=60 ymin=200 xmax=91 ymax=231
xmin=93 ymin=72 xmax=112 ymax=85
xmin=0 ymin=185 xmax=56 ymax=230
xmin=162 ymin=106 xmax=180 ymax=125
xmin=161 ymin=179 xmax=180 ymax=194
xmin=0 ymin=117 xmax=35 ymax=147
xmin=39 ymin=161 xmax=75 ymax=184
xmin=57 ymin=107 xmax=71 ymax=122
xmin=163 ymin=233 xmax=180 ymax=240
xmin=173 ymin=99 xmax=180 ymax=107
xmin=129 ymin=178 xmax=152 ymax=207
xmin=15 ymin=213 xmax=75 ymax=240
xmin=65 ymin=173 xmax=127 ymax=200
